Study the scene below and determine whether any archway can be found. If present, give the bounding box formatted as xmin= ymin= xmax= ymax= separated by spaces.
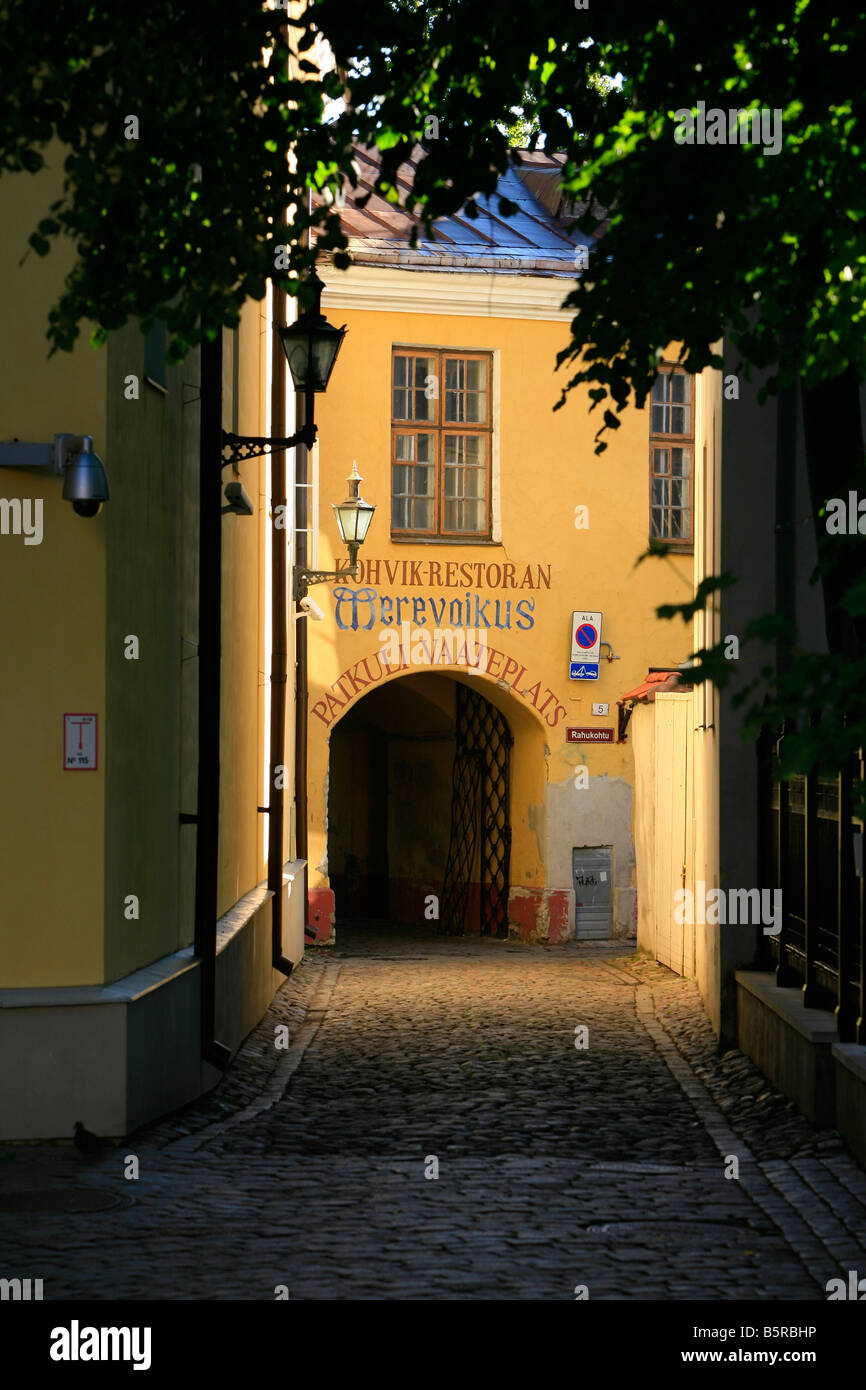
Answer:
xmin=328 ymin=674 xmax=455 ymax=926
xmin=325 ymin=670 xmax=546 ymax=934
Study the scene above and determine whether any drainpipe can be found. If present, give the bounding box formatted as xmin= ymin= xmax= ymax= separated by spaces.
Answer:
xmin=268 ymin=282 xmax=297 ymax=976
xmin=294 ymin=381 xmax=316 ymax=940
xmin=194 ymin=328 xmax=232 ymax=1070
xmin=775 ymin=372 xmax=797 ymax=679
xmin=766 ymin=360 xmax=798 ymax=981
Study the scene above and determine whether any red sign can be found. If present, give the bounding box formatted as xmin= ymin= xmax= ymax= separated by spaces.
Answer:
xmin=566 ymin=727 xmax=614 ymax=743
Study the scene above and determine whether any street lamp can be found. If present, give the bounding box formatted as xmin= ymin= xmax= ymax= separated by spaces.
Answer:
xmin=293 ymin=463 xmax=376 ymax=598
xmin=221 ymin=270 xmax=347 ymax=470
xmin=276 ymin=271 xmax=346 ymax=394
xmin=333 ymin=462 xmax=376 ymax=571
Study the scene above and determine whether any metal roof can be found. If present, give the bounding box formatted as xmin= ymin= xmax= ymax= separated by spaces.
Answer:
xmin=313 ymin=144 xmax=595 ymax=277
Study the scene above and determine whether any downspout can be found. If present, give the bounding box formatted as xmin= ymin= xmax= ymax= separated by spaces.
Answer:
xmin=294 ymin=186 xmax=317 ymax=945
xmin=294 ymin=381 xmax=316 ymax=940
xmin=766 ymin=364 xmax=798 ymax=981
xmin=194 ymin=328 xmax=232 ymax=1070
xmin=268 ymin=282 xmax=296 ymax=975
xmin=775 ymin=373 xmax=797 ymax=679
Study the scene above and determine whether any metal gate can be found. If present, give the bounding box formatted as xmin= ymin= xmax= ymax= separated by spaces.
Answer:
xmin=440 ymin=684 xmax=513 ymax=936
xmin=572 ymin=847 xmax=614 ymax=940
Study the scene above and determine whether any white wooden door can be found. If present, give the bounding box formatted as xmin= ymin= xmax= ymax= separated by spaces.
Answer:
xmin=653 ymin=695 xmax=691 ymax=973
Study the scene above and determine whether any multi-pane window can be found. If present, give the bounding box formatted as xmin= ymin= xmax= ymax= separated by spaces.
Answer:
xmin=650 ymin=366 xmax=693 ymax=545
xmin=391 ymin=348 xmax=492 ymax=537
xmin=144 ymin=320 xmax=167 ymax=392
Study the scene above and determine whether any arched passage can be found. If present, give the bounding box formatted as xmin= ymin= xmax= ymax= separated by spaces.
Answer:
xmin=325 ymin=669 xmax=548 ymax=934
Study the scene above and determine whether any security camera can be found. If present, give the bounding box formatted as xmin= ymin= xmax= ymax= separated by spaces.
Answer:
xmin=297 ymin=595 xmax=325 ymax=621
xmin=61 ymin=436 xmax=109 ymax=518
xmin=222 ymin=480 xmax=254 ymax=516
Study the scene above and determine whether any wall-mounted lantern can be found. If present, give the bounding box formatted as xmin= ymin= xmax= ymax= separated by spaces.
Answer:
xmin=293 ymin=462 xmax=376 ymax=599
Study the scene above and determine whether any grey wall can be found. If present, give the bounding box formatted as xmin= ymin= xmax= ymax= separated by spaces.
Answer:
xmin=104 ymin=326 xmax=201 ymax=980
xmin=0 ymin=1000 xmax=127 ymax=1139
xmin=717 ymin=355 xmax=777 ymax=1038
xmin=126 ymin=963 xmax=201 ymax=1133
xmin=718 ymin=350 xmax=828 ymax=1042
xmin=1 ymin=877 xmax=306 ymax=1140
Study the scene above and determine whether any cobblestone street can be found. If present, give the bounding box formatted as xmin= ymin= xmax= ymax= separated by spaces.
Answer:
xmin=4 ymin=928 xmax=866 ymax=1301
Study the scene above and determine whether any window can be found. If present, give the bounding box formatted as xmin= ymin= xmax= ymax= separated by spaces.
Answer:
xmin=391 ymin=348 xmax=492 ymax=538
xmin=144 ymin=320 xmax=167 ymax=392
xmin=650 ymin=366 xmax=693 ymax=545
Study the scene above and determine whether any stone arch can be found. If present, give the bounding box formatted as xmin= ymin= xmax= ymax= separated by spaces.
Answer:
xmin=312 ymin=647 xmax=559 ymax=738
xmin=315 ymin=667 xmax=550 ymax=934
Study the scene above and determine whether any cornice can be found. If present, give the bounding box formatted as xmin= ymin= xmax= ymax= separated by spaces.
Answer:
xmin=320 ymin=263 xmax=577 ymax=322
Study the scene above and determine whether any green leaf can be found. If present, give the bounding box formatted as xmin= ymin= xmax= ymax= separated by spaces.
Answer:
xmin=634 ymin=539 xmax=673 ymax=567
xmin=657 ymin=573 xmax=739 ymax=623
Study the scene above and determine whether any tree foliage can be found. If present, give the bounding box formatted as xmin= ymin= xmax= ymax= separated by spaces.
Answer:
xmin=314 ymin=0 xmax=866 ymax=782
xmin=4 ymin=0 xmax=866 ymax=786
xmin=313 ymin=1 xmax=866 ymax=428
xmin=0 ymin=0 xmax=352 ymax=356
xmin=6 ymin=3 xmax=864 ymax=400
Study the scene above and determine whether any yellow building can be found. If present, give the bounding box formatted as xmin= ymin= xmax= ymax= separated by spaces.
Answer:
xmin=0 ymin=135 xmax=726 ymax=1139
xmin=0 ymin=150 xmax=304 ymax=1139
xmin=305 ymin=148 xmax=698 ymax=943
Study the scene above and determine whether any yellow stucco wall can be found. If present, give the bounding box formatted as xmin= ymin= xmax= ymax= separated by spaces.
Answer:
xmin=626 ymin=365 xmax=725 ymax=1014
xmin=693 ymin=359 xmax=723 ymax=1021
xmin=1 ymin=153 xmax=272 ymax=983
xmin=306 ymin=287 xmax=696 ymax=928
xmin=0 ymin=157 xmax=107 ymax=986
xmin=218 ymin=304 xmax=272 ymax=915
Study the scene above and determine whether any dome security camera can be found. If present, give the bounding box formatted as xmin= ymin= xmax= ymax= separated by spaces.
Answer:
xmin=62 ymin=436 xmax=109 ymax=518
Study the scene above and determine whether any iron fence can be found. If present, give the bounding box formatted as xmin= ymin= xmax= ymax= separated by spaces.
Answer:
xmin=757 ymin=726 xmax=865 ymax=1042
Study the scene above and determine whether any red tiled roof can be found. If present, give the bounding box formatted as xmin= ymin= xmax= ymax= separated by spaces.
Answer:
xmin=620 ymin=670 xmax=690 ymax=702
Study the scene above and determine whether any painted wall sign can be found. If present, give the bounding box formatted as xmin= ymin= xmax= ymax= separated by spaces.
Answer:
xmin=335 ymin=557 xmax=551 ymax=591
xmin=332 ymin=587 xmax=536 ymax=632
xmin=312 ymin=642 xmax=568 ymax=730
xmin=566 ymin=727 xmax=614 ymax=743
xmin=570 ymin=610 xmax=602 ymax=680
xmin=63 ymin=713 xmax=98 ymax=770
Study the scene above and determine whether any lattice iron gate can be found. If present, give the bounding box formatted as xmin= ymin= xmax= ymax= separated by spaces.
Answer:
xmin=440 ymin=684 xmax=513 ymax=936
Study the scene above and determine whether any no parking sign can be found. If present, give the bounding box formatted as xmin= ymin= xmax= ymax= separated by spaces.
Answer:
xmin=570 ymin=611 xmax=602 ymax=680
